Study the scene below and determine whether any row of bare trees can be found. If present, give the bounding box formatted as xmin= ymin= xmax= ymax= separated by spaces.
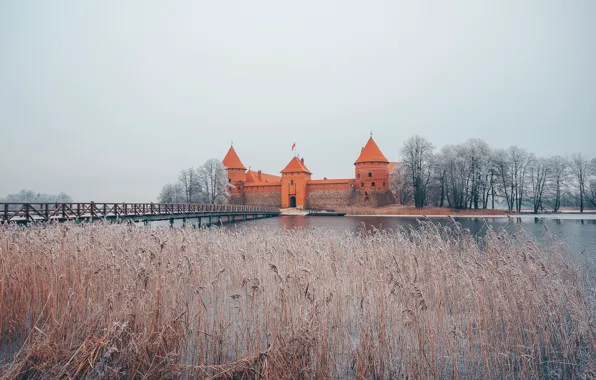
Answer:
xmin=1 ymin=189 xmax=72 ymax=203
xmin=157 ymin=158 xmax=229 ymax=204
xmin=395 ymin=135 xmax=596 ymax=212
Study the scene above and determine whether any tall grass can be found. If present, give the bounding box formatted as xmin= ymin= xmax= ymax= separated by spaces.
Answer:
xmin=0 ymin=221 xmax=594 ymax=378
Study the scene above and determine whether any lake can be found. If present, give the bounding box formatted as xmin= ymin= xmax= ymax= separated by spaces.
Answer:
xmin=152 ymin=214 xmax=596 ymax=257
xmin=223 ymin=214 xmax=596 ymax=257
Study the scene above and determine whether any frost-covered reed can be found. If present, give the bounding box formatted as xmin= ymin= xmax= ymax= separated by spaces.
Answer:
xmin=0 ymin=221 xmax=594 ymax=378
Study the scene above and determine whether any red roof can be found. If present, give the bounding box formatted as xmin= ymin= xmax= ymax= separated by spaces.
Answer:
xmin=281 ymin=157 xmax=312 ymax=174
xmin=245 ymin=170 xmax=256 ymax=183
xmin=222 ymin=146 xmax=246 ymax=170
xmin=247 ymin=170 xmax=281 ymax=183
xmin=354 ymin=137 xmax=389 ymax=164
xmin=307 ymin=179 xmax=353 ymax=184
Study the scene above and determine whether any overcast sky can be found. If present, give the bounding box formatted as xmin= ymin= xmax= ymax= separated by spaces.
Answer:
xmin=1 ymin=1 xmax=595 ymax=202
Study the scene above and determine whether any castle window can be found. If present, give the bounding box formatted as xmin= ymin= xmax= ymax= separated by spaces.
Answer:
xmin=361 ymin=182 xmax=364 ymax=187
xmin=383 ymin=181 xmax=386 ymax=187
xmin=371 ymin=182 xmax=376 ymax=187
xmin=291 ymin=180 xmax=294 ymax=185
xmin=358 ymin=173 xmax=360 ymax=179
xmin=368 ymin=172 xmax=372 ymax=178
xmin=228 ymin=178 xmax=231 ymax=183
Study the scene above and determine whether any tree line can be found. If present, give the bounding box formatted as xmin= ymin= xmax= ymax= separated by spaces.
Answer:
xmin=157 ymin=158 xmax=230 ymax=204
xmin=394 ymin=136 xmax=596 ymax=212
xmin=0 ymin=189 xmax=73 ymax=203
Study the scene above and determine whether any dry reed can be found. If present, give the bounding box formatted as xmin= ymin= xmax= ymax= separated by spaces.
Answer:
xmin=0 ymin=221 xmax=594 ymax=379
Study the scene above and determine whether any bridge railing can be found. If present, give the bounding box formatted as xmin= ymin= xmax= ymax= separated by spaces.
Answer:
xmin=0 ymin=202 xmax=280 ymax=223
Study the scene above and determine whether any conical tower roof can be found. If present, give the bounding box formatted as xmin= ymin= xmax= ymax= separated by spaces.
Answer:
xmin=222 ymin=146 xmax=246 ymax=170
xmin=281 ymin=157 xmax=312 ymax=174
xmin=354 ymin=137 xmax=389 ymax=164
xmin=245 ymin=170 xmax=255 ymax=183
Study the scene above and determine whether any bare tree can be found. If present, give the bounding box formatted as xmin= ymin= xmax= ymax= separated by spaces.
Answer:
xmin=509 ymin=146 xmax=532 ymax=212
xmin=178 ymin=168 xmax=202 ymax=203
xmin=569 ymin=153 xmax=591 ymax=213
xmin=493 ymin=149 xmax=514 ymax=211
xmin=400 ymin=136 xmax=435 ymax=208
xmin=198 ymin=158 xmax=229 ymax=204
xmin=3 ymin=189 xmax=72 ymax=203
xmin=390 ymin=163 xmax=411 ymax=205
xmin=482 ymin=160 xmax=496 ymax=210
xmin=392 ymin=135 xmax=589 ymax=214
xmin=545 ymin=156 xmax=569 ymax=212
xmin=527 ymin=157 xmax=549 ymax=213
xmin=464 ymin=139 xmax=490 ymax=209
xmin=586 ymin=157 xmax=596 ymax=208
xmin=432 ymin=140 xmax=494 ymax=210
xmin=440 ymin=144 xmax=469 ymax=209
xmin=157 ymin=183 xmax=185 ymax=203
xmin=431 ymin=151 xmax=448 ymax=207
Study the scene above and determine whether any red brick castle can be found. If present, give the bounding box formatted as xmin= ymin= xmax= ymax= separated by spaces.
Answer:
xmin=223 ymin=136 xmax=397 ymax=209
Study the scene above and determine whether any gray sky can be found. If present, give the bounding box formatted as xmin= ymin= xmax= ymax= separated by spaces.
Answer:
xmin=1 ymin=1 xmax=595 ymax=202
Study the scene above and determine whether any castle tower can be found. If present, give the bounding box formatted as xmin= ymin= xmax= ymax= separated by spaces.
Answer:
xmin=222 ymin=145 xmax=247 ymax=192
xmin=280 ymin=156 xmax=312 ymax=208
xmin=354 ymin=137 xmax=390 ymax=190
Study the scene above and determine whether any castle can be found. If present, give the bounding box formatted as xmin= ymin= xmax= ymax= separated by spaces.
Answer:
xmin=222 ymin=136 xmax=397 ymax=209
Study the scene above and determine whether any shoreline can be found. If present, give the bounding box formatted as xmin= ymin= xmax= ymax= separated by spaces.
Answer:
xmin=334 ymin=206 xmax=596 ymax=219
xmin=344 ymin=213 xmax=596 ymax=219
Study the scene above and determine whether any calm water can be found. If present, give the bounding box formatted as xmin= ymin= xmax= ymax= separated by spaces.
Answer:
xmin=151 ymin=214 xmax=596 ymax=257
xmin=222 ymin=215 xmax=596 ymax=257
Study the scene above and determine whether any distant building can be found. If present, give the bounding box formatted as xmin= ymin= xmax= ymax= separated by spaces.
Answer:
xmin=222 ymin=136 xmax=397 ymax=209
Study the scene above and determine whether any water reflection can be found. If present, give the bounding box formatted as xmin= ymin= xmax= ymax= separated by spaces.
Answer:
xmin=279 ymin=215 xmax=308 ymax=230
xmin=233 ymin=215 xmax=596 ymax=257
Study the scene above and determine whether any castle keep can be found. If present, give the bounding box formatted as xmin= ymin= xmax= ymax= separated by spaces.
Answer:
xmin=222 ymin=137 xmax=397 ymax=209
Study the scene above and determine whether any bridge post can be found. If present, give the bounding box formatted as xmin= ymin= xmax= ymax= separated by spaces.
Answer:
xmin=182 ymin=217 xmax=186 ymax=228
xmin=217 ymin=215 xmax=220 ymax=225
xmin=208 ymin=215 xmax=212 ymax=226
xmin=170 ymin=218 xmax=174 ymax=228
xmin=197 ymin=217 xmax=201 ymax=228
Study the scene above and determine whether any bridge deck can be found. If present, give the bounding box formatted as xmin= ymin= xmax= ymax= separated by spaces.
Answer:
xmin=0 ymin=202 xmax=280 ymax=225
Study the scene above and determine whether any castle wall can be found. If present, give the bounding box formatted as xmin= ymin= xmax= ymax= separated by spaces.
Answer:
xmin=371 ymin=189 xmax=395 ymax=207
xmin=244 ymin=191 xmax=282 ymax=207
xmin=306 ymin=189 xmax=352 ymax=209
xmin=307 ymin=179 xmax=353 ymax=190
xmin=244 ymin=186 xmax=281 ymax=207
xmin=228 ymin=193 xmax=244 ymax=205
xmin=306 ymin=188 xmax=395 ymax=209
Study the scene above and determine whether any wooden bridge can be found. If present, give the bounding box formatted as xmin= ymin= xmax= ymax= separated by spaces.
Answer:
xmin=0 ymin=202 xmax=280 ymax=226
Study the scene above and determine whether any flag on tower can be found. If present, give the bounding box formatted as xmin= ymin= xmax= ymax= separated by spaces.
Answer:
xmin=291 ymin=142 xmax=296 ymax=151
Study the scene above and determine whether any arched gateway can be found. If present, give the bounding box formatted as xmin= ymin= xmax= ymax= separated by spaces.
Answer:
xmin=289 ymin=196 xmax=297 ymax=208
